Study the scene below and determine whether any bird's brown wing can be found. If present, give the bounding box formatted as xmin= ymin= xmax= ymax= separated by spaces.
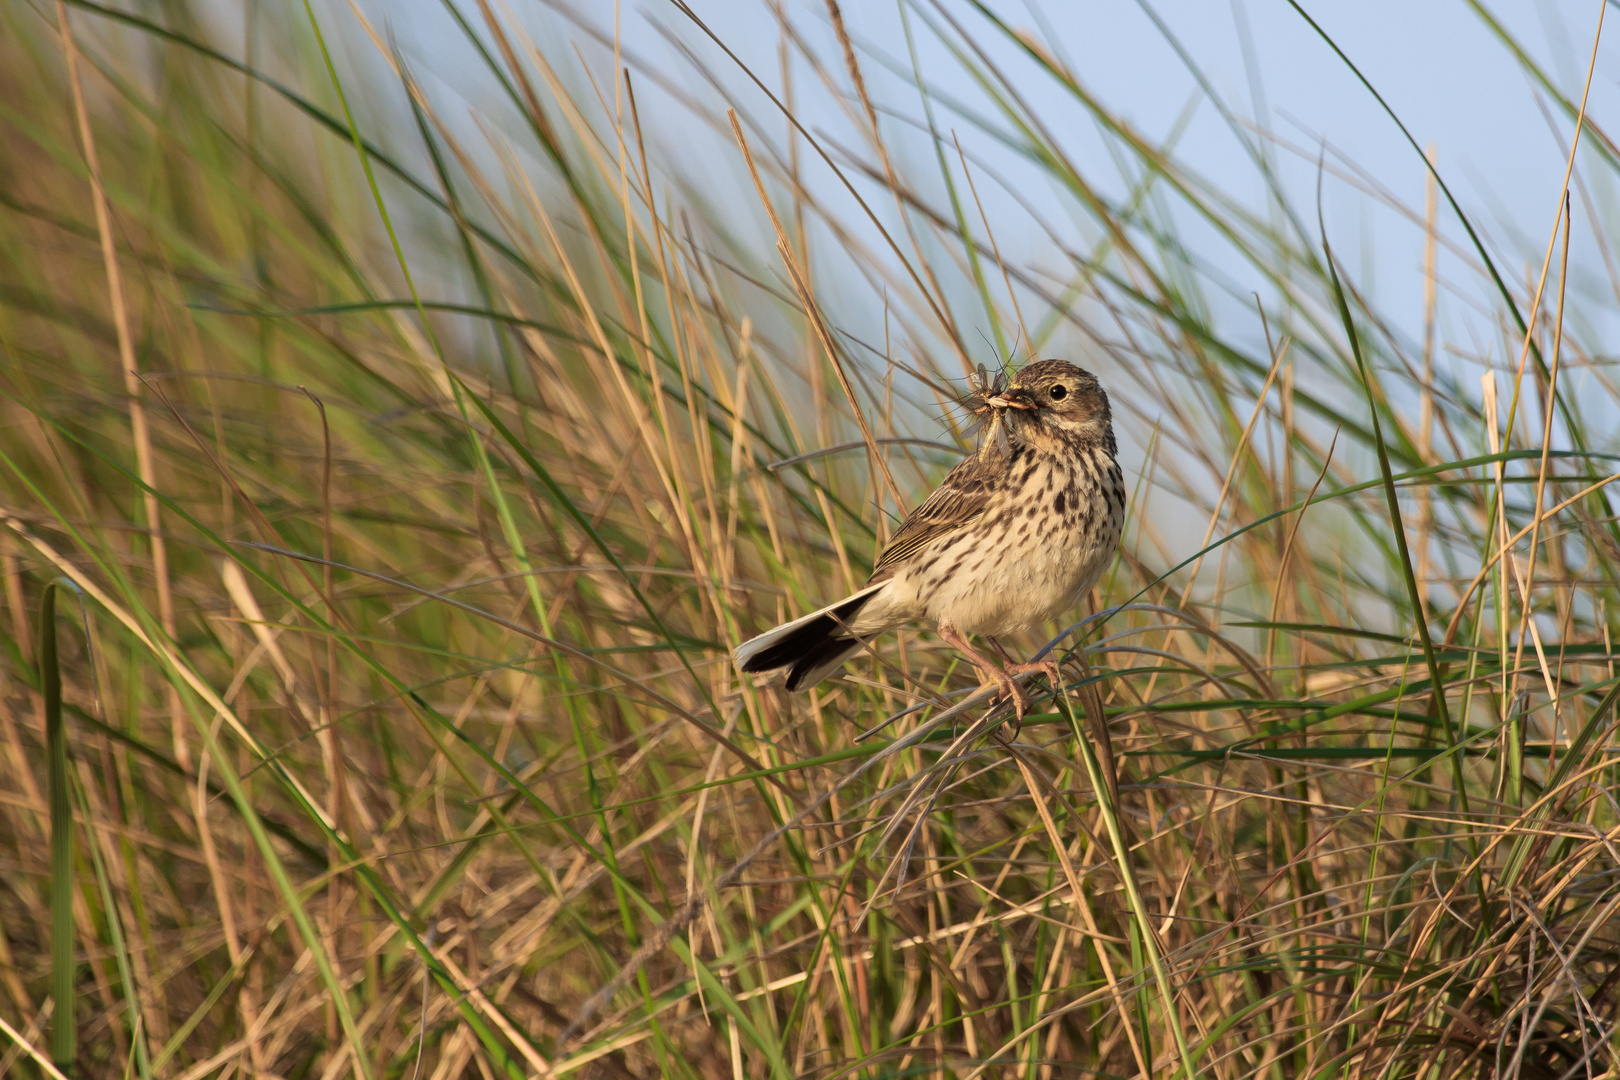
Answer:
xmin=868 ymin=449 xmax=1008 ymax=584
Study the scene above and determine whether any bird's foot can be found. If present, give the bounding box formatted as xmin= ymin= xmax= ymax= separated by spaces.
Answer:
xmin=965 ymin=662 xmax=1033 ymax=744
xmin=987 ymin=660 xmax=1068 ymax=742
xmin=1005 ymin=657 xmax=1064 ymax=698
xmin=986 ymin=668 xmax=1033 ymax=729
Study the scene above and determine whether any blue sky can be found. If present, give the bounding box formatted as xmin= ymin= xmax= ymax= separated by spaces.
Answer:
xmin=355 ymin=0 xmax=1618 ymax=374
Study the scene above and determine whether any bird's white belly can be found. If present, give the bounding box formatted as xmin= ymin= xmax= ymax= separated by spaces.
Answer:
xmin=855 ymin=451 xmax=1124 ymax=639
xmin=920 ymin=508 xmax=1107 ymax=636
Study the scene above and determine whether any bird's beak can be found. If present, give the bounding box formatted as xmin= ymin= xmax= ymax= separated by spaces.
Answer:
xmin=984 ymin=386 xmax=1036 ymax=410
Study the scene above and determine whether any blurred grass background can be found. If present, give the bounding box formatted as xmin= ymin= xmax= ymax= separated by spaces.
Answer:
xmin=4 ymin=1 xmax=1620 ymax=1077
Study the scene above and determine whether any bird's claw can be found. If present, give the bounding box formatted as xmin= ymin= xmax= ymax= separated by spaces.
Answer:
xmin=988 ymin=659 xmax=1067 ymax=741
xmin=983 ymin=670 xmax=1032 ymax=741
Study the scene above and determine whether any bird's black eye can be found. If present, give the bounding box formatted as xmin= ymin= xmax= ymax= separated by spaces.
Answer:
xmin=1049 ymin=384 xmax=1068 ymax=401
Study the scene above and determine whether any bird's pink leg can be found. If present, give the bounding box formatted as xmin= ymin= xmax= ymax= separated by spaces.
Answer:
xmin=938 ymin=623 xmax=1032 ymax=722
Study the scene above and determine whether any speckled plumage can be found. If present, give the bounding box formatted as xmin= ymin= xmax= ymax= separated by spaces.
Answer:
xmin=734 ymin=360 xmax=1125 ymax=700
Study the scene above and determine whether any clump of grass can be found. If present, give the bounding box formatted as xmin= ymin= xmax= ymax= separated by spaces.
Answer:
xmin=2 ymin=2 xmax=1619 ymax=1077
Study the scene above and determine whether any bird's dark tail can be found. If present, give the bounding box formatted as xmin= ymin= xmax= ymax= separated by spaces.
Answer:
xmin=733 ymin=584 xmax=885 ymax=692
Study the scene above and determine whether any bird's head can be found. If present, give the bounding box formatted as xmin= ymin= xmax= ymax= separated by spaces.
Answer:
xmin=977 ymin=359 xmax=1111 ymax=449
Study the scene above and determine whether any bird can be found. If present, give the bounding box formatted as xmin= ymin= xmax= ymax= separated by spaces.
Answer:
xmin=733 ymin=359 xmax=1126 ymax=720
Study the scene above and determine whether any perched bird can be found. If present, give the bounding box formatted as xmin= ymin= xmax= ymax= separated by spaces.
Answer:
xmin=733 ymin=359 xmax=1126 ymax=718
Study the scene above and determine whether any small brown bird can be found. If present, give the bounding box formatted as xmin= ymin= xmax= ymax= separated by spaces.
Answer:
xmin=734 ymin=359 xmax=1126 ymax=718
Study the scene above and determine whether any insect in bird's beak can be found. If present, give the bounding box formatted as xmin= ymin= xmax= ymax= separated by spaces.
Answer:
xmin=984 ymin=387 xmax=1035 ymax=410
